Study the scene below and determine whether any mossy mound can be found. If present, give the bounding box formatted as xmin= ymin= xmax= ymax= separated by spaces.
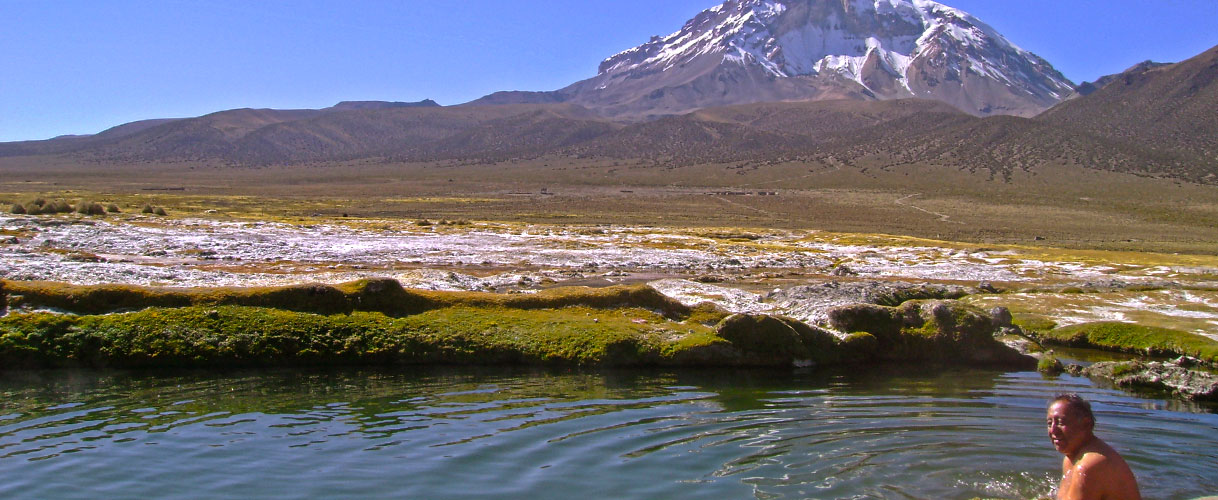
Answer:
xmin=1 ymin=279 xmax=1041 ymax=371
xmin=827 ymin=300 xmax=1035 ymax=368
xmin=0 ymin=305 xmax=729 ymax=370
xmin=1 ymin=279 xmax=692 ymax=320
xmin=1036 ymin=321 xmax=1218 ymax=365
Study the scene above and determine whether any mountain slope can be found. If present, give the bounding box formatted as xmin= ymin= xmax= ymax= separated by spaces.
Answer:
xmin=471 ymin=0 xmax=1073 ymax=119
xmin=1037 ymin=44 xmax=1218 ymax=179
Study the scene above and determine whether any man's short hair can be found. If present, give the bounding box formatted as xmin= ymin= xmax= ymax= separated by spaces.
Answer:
xmin=1051 ymin=393 xmax=1095 ymax=424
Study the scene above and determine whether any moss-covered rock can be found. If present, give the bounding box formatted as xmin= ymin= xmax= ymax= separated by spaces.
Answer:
xmin=1082 ymin=359 xmax=1218 ymax=401
xmin=838 ymin=332 xmax=879 ymax=362
xmin=714 ymin=313 xmax=839 ymax=365
xmin=1035 ymin=321 xmax=1218 ymax=365
xmin=827 ymin=300 xmax=1035 ymax=368
xmin=1037 ymin=354 xmax=1065 ymax=376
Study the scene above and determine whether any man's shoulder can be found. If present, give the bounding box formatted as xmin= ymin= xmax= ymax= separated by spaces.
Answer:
xmin=1076 ymin=446 xmax=1121 ymax=472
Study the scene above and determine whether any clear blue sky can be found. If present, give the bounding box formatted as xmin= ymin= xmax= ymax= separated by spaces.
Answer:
xmin=3 ymin=0 xmax=1217 ymax=142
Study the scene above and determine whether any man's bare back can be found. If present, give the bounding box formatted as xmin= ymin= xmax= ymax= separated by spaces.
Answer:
xmin=1047 ymin=395 xmax=1141 ymax=500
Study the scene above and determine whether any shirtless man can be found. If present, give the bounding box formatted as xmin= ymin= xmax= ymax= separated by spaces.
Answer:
xmin=1047 ymin=394 xmax=1141 ymax=500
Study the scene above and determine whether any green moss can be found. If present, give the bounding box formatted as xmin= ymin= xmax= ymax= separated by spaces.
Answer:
xmin=1 ymin=279 xmax=690 ymax=319
xmin=1039 ymin=322 xmax=1218 ymax=364
xmin=0 ymin=305 xmax=734 ymax=370
xmin=1012 ymin=313 xmax=1058 ymax=333
xmin=1037 ymin=354 xmax=1065 ymax=376
xmin=685 ymin=303 xmax=731 ymax=326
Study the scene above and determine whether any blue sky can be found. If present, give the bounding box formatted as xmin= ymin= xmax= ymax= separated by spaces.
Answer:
xmin=2 ymin=0 xmax=1216 ymax=142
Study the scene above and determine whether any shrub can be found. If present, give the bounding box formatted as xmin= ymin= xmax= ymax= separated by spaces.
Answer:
xmin=154 ymin=207 xmax=168 ymax=216
xmin=77 ymin=202 xmax=106 ymax=216
xmin=142 ymin=204 xmax=155 ymax=214
xmin=106 ymin=204 xmax=121 ymax=213
xmin=10 ymin=204 xmax=25 ymax=215
xmin=48 ymin=200 xmax=73 ymax=213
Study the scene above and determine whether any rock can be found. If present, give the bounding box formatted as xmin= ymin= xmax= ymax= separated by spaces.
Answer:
xmin=1083 ymin=359 xmax=1218 ymax=401
xmin=989 ymin=307 xmax=1013 ymax=329
xmin=1037 ymin=354 xmax=1065 ymax=376
xmin=830 ymin=265 xmax=856 ymax=276
xmin=999 ymin=335 xmax=1040 ymax=355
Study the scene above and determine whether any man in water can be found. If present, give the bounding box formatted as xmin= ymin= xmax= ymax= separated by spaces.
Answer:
xmin=1046 ymin=394 xmax=1141 ymax=500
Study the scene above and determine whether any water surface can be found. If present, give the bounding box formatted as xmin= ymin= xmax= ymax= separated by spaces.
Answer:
xmin=1 ymin=366 xmax=1215 ymax=499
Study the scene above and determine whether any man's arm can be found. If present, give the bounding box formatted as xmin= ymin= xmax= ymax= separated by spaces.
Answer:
xmin=1057 ymin=458 xmax=1102 ymax=500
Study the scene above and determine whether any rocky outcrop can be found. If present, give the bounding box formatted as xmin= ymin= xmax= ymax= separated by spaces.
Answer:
xmin=1070 ymin=357 xmax=1218 ymax=401
xmin=826 ymin=300 xmax=1035 ymax=367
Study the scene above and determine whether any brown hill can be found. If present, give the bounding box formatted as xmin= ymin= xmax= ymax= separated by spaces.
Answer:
xmin=1 ymin=46 xmax=1215 ymax=185
xmin=1037 ymin=45 xmax=1218 ymax=181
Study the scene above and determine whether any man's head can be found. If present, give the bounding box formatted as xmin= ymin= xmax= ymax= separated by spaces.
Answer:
xmin=1047 ymin=393 xmax=1096 ymax=456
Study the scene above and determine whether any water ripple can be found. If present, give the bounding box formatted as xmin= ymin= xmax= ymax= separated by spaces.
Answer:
xmin=0 ymin=367 xmax=1215 ymax=499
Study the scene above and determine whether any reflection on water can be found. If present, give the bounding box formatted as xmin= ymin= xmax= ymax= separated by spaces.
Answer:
xmin=1 ymin=366 xmax=1215 ymax=499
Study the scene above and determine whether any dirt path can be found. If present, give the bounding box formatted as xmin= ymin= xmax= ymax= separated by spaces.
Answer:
xmin=894 ymin=193 xmax=964 ymax=225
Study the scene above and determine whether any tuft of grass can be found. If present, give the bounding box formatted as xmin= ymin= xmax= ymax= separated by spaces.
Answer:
xmin=76 ymin=201 xmax=107 ymax=216
xmin=9 ymin=203 xmax=25 ymax=215
xmin=1038 ymin=321 xmax=1218 ymax=364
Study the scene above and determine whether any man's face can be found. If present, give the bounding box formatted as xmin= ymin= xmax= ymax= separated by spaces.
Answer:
xmin=1047 ymin=401 xmax=1092 ymax=456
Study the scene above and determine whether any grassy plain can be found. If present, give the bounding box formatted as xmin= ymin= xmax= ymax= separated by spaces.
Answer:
xmin=3 ymin=155 xmax=1218 ymax=255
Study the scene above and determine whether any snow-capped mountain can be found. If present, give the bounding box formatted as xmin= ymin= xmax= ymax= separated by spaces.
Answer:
xmin=481 ymin=0 xmax=1074 ymax=118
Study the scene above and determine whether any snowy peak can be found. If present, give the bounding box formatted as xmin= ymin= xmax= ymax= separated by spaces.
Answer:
xmin=576 ymin=0 xmax=1073 ymax=118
